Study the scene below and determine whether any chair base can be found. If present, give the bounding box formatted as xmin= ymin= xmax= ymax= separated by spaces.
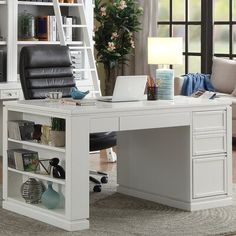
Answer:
xmin=89 ymin=171 xmax=108 ymax=192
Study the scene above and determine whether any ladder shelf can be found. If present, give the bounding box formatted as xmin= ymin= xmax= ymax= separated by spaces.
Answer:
xmin=52 ymin=0 xmax=100 ymax=94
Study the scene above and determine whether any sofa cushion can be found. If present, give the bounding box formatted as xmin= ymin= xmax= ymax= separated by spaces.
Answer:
xmin=211 ymin=57 xmax=236 ymax=94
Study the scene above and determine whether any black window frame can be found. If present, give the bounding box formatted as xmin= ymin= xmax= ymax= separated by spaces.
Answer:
xmin=157 ymin=0 xmax=235 ymax=75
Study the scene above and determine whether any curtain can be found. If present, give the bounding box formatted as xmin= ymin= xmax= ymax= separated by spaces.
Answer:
xmin=123 ymin=0 xmax=159 ymax=77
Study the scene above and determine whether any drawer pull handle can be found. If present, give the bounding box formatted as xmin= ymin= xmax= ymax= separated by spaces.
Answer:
xmin=8 ymin=93 xmax=12 ymax=96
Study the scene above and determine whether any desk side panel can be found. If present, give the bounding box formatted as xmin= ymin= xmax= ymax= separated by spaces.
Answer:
xmin=117 ymin=126 xmax=191 ymax=203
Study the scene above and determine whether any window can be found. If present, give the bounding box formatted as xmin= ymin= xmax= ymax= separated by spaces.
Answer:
xmin=213 ymin=0 xmax=235 ymax=58
xmin=157 ymin=0 xmax=235 ymax=76
xmin=158 ymin=0 xmax=202 ymax=76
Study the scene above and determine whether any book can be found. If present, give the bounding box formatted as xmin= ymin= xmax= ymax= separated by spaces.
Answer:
xmin=36 ymin=16 xmax=49 ymax=41
xmin=60 ymin=98 xmax=96 ymax=106
xmin=7 ymin=149 xmax=39 ymax=172
xmin=65 ymin=17 xmax=73 ymax=42
xmin=191 ymin=90 xmax=216 ymax=99
xmin=8 ymin=120 xmax=35 ymax=141
xmin=51 ymin=15 xmax=57 ymax=41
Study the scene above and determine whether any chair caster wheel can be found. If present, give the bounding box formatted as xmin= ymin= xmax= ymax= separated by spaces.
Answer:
xmin=101 ymin=176 xmax=108 ymax=184
xmin=93 ymin=185 xmax=102 ymax=192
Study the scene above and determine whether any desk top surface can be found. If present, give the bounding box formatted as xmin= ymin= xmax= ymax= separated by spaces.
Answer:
xmin=3 ymin=96 xmax=232 ymax=115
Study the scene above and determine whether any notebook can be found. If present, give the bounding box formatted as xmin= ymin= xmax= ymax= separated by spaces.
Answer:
xmin=97 ymin=75 xmax=147 ymax=102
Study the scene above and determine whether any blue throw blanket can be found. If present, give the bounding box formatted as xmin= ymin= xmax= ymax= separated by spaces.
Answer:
xmin=181 ymin=73 xmax=215 ymax=96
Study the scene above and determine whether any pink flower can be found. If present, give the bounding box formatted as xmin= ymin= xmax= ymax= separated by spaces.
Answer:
xmin=100 ymin=7 xmax=106 ymax=16
xmin=118 ymin=0 xmax=127 ymax=10
xmin=107 ymin=42 xmax=116 ymax=52
xmin=111 ymin=32 xmax=119 ymax=40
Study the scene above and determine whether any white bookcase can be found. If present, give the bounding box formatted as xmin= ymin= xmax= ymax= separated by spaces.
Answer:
xmin=0 ymin=0 xmax=95 ymax=90
xmin=4 ymin=109 xmax=68 ymax=226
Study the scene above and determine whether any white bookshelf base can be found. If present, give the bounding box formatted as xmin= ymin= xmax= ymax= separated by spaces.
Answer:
xmin=3 ymin=200 xmax=89 ymax=231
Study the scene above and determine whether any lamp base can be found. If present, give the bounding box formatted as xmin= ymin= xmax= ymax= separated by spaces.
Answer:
xmin=156 ymin=68 xmax=174 ymax=100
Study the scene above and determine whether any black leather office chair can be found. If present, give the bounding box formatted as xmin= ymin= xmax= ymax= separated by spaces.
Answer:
xmin=19 ymin=45 xmax=116 ymax=192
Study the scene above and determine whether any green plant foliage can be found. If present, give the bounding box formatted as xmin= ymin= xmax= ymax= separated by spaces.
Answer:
xmin=51 ymin=118 xmax=65 ymax=131
xmin=94 ymin=0 xmax=143 ymax=69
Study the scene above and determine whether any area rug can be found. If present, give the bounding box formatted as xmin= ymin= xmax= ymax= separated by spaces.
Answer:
xmin=1 ymin=170 xmax=236 ymax=236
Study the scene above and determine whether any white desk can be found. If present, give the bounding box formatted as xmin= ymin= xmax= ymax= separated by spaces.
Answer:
xmin=2 ymin=96 xmax=233 ymax=231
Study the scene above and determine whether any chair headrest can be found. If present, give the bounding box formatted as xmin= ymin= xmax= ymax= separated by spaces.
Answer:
xmin=20 ymin=45 xmax=72 ymax=68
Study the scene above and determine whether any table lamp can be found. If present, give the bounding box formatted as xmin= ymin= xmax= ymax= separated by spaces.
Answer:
xmin=148 ymin=37 xmax=183 ymax=100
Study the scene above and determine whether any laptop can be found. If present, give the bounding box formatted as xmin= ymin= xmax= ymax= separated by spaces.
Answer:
xmin=98 ymin=75 xmax=147 ymax=102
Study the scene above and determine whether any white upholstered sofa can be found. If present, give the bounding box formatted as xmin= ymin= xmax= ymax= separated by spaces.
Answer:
xmin=174 ymin=57 xmax=236 ymax=136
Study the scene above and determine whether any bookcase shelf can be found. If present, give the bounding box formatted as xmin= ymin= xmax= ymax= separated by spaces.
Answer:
xmin=8 ymin=138 xmax=66 ymax=153
xmin=18 ymin=1 xmax=83 ymax=7
xmin=7 ymin=197 xmax=65 ymax=218
xmin=17 ymin=41 xmax=84 ymax=45
xmin=8 ymin=167 xmax=66 ymax=185
xmin=0 ymin=1 xmax=6 ymax=5
xmin=0 ymin=41 xmax=6 ymax=45
xmin=17 ymin=41 xmax=60 ymax=45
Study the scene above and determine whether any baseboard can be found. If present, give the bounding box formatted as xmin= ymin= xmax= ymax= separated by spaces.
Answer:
xmin=117 ymin=185 xmax=232 ymax=211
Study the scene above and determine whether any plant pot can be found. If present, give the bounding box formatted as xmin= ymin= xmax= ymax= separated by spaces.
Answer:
xmin=50 ymin=130 xmax=65 ymax=147
xmin=58 ymin=0 xmax=64 ymax=3
xmin=104 ymin=64 xmax=119 ymax=96
xmin=67 ymin=0 xmax=74 ymax=3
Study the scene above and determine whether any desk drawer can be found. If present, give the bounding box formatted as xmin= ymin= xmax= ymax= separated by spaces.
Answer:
xmin=0 ymin=89 xmax=20 ymax=100
xmin=193 ymin=133 xmax=226 ymax=156
xmin=193 ymin=111 xmax=226 ymax=133
xmin=90 ymin=117 xmax=119 ymax=133
xmin=120 ymin=112 xmax=190 ymax=131
xmin=193 ymin=156 xmax=226 ymax=198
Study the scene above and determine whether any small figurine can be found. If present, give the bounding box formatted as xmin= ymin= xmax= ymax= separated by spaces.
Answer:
xmin=70 ymin=87 xmax=89 ymax=99
xmin=49 ymin=158 xmax=65 ymax=179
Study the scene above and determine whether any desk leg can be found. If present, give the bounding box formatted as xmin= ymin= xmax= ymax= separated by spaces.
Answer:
xmin=65 ymin=116 xmax=90 ymax=231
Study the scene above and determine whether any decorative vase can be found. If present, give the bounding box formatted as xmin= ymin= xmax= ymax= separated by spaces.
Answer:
xmin=50 ymin=130 xmax=65 ymax=147
xmin=41 ymin=125 xmax=51 ymax=145
xmin=18 ymin=11 xmax=35 ymax=41
xmin=41 ymin=181 xmax=60 ymax=209
xmin=104 ymin=64 xmax=119 ymax=96
xmin=21 ymin=178 xmax=45 ymax=204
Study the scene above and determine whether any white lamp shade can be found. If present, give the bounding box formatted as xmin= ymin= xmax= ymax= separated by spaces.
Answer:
xmin=148 ymin=37 xmax=183 ymax=65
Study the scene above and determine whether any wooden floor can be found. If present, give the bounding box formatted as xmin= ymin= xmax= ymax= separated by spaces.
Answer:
xmin=1 ymin=146 xmax=236 ymax=184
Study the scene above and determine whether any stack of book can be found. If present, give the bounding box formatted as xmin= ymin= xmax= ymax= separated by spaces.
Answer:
xmin=24 ymin=15 xmax=81 ymax=42
xmin=7 ymin=149 xmax=39 ymax=172
xmin=36 ymin=15 xmax=57 ymax=41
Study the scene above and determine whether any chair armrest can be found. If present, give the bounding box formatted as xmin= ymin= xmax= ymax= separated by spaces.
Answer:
xmin=174 ymin=76 xmax=185 ymax=95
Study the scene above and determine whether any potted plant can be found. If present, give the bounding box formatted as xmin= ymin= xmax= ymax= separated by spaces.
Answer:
xmin=94 ymin=0 xmax=143 ymax=95
xmin=50 ymin=118 xmax=65 ymax=147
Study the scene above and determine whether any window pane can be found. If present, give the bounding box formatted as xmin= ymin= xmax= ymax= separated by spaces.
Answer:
xmin=173 ymin=25 xmax=185 ymax=52
xmin=159 ymin=0 xmax=170 ymax=21
xmin=157 ymin=25 xmax=169 ymax=37
xmin=214 ymin=0 xmax=229 ymax=21
xmin=233 ymin=25 xmax=236 ymax=54
xmin=172 ymin=0 xmax=185 ymax=21
xmin=189 ymin=0 xmax=201 ymax=21
xmin=188 ymin=25 xmax=201 ymax=53
xmin=174 ymin=56 xmax=185 ymax=77
xmin=214 ymin=25 xmax=229 ymax=54
xmin=234 ymin=0 xmax=236 ymax=20
xmin=188 ymin=56 xmax=201 ymax=73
